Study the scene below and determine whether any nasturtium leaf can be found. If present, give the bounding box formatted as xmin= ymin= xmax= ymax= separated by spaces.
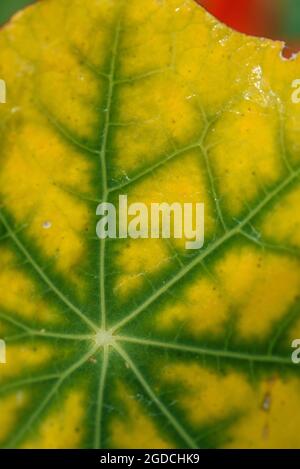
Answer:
xmin=1 ymin=0 xmax=300 ymax=449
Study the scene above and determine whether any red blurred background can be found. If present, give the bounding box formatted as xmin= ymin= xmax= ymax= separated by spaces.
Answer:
xmin=197 ymin=0 xmax=300 ymax=57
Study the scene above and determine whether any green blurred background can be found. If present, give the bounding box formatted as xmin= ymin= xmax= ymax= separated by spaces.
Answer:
xmin=284 ymin=0 xmax=300 ymax=39
xmin=0 ymin=0 xmax=35 ymax=25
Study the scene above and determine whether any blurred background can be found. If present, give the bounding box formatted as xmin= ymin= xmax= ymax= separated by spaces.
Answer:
xmin=197 ymin=0 xmax=300 ymax=51
xmin=0 ymin=1 xmax=299 ymax=52
xmin=0 ymin=0 xmax=35 ymax=25
xmin=197 ymin=0 xmax=300 ymax=56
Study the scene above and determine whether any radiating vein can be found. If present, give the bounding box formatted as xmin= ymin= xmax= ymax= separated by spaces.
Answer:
xmin=1 ymin=0 xmax=300 ymax=452
xmin=111 ymin=165 xmax=300 ymax=332
xmin=200 ymin=141 xmax=227 ymax=232
xmin=42 ymin=106 xmax=100 ymax=156
xmin=98 ymin=19 xmax=121 ymax=328
xmin=114 ymin=343 xmax=199 ymax=449
xmin=0 ymin=311 xmax=92 ymax=341
xmin=0 ymin=211 xmax=98 ymax=332
xmin=117 ymin=336 xmax=292 ymax=366
xmin=6 ymin=345 xmax=98 ymax=448
xmin=0 ymin=374 xmax=60 ymax=396
xmin=268 ymin=303 xmax=300 ymax=355
xmin=0 ymin=311 xmax=31 ymax=333
xmin=108 ymin=140 xmax=202 ymax=194
xmin=114 ymin=67 xmax=169 ymax=85
xmin=277 ymin=101 xmax=293 ymax=175
xmin=93 ymin=345 xmax=109 ymax=449
xmin=240 ymin=229 xmax=300 ymax=257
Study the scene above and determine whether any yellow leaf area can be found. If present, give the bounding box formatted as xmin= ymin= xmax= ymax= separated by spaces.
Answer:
xmin=0 ymin=0 xmax=300 ymax=450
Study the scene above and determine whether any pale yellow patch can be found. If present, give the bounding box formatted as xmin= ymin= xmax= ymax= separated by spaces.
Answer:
xmin=115 ymin=74 xmax=205 ymax=176
xmin=0 ymin=391 xmax=29 ymax=444
xmin=159 ymin=276 xmax=227 ymax=336
xmin=216 ymin=247 xmax=300 ymax=338
xmin=114 ymin=239 xmax=170 ymax=299
xmin=0 ymin=0 xmax=109 ymax=290
xmin=0 ymin=248 xmax=60 ymax=322
xmin=128 ymin=150 xmax=215 ymax=250
xmin=261 ymin=186 xmax=300 ymax=249
xmin=67 ymin=0 xmax=120 ymax=69
xmin=0 ymin=121 xmax=92 ymax=286
xmin=22 ymin=390 xmax=86 ymax=449
xmin=113 ymin=149 xmax=215 ymax=299
xmin=162 ymin=363 xmax=253 ymax=427
xmin=114 ymin=0 xmax=206 ymax=177
xmin=163 ymin=363 xmax=300 ymax=448
xmin=157 ymin=246 xmax=300 ymax=339
xmin=3 ymin=0 xmax=105 ymax=142
xmin=207 ymin=100 xmax=283 ymax=217
xmin=0 ymin=343 xmax=54 ymax=381
xmin=175 ymin=19 xmax=277 ymax=115
xmin=110 ymin=384 xmax=173 ymax=449
xmin=225 ymin=376 xmax=300 ymax=449
xmin=37 ymin=61 xmax=100 ymax=142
